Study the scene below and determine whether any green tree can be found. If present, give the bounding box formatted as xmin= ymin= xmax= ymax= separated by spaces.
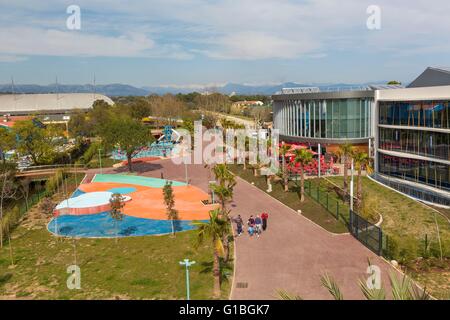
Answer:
xmin=13 ymin=120 xmax=63 ymax=165
xmin=88 ymin=100 xmax=115 ymax=135
xmin=337 ymin=143 xmax=354 ymax=195
xmin=98 ymin=115 xmax=152 ymax=172
xmin=212 ymin=164 xmax=236 ymax=213
xmin=109 ymin=193 xmax=125 ymax=242
xmin=351 ymin=151 xmax=373 ymax=210
xmin=68 ymin=109 xmax=93 ymax=138
xmin=387 ymin=80 xmax=402 ymax=85
xmin=0 ymin=128 xmax=16 ymax=165
xmin=122 ymin=98 xmax=152 ymax=120
xmin=0 ymin=163 xmax=18 ymax=248
xmin=211 ymin=164 xmax=236 ymax=262
xmin=279 ymin=144 xmax=292 ymax=192
xmin=192 ymin=209 xmax=228 ymax=298
xmin=292 ymin=148 xmax=313 ymax=202
xmin=162 ymin=180 xmax=178 ymax=236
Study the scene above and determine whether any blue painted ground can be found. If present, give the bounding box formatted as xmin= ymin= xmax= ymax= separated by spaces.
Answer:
xmin=48 ymin=176 xmax=201 ymax=238
xmin=48 ymin=212 xmax=205 ymax=238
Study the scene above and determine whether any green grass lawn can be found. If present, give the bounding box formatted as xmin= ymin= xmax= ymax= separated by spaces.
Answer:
xmin=229 ymin=165 xmax=348 ymax=234
xmin=0 ymin=191 xmax=232 ymax=300
xmin=325 ymin=175 xmax=450 ymax=299
xmin=325 ymin=176 xmax=450 ymax=246
xmin=0 ymin=228 xmax=232 ymax=300
xmin=85 ymin=155 xmax=121 ymax=169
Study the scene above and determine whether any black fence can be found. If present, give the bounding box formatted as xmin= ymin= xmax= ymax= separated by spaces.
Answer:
xmin=348 ymin=210 xmax=383 ymax=255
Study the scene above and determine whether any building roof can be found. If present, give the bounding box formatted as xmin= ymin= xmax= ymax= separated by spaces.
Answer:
xmin=407 ymin=67 xmax=450 ymax=88
xmin=0 ymin=93 xmax=114 ymax=115
xmin=376 ymin=84 xmax=450 ymax=101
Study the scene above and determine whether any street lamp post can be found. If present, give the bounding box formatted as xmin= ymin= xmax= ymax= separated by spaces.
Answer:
xmin=183 ymin=149 xmax=189 ymax=185
xmin=209 ymin=180 xmax=216 ymax=204
xmin=179 ymin=259 xmax=196 ymax=300
xmin=318 ymin=143 xmax=321 ymax=179
xmin=98 ymin=148 xmax=102 ymax=174
xmin=350 ymin=158 xmax=354 ymax=212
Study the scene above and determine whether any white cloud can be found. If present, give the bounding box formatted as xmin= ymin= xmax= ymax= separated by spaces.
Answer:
xmin=0 ymin=0 xmax=449 ymax=61
xmin=198 ymin=32 xmax=318 ymax=60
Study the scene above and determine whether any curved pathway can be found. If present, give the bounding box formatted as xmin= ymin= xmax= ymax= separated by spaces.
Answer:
xmin=93 ymin=159 xmax=397 ymax=300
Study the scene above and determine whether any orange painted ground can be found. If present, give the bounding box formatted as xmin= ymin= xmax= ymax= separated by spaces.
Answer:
xmin=120 ymin=157 xmax=160 ymax=166
xmin=77 ymin=182 xmax=218 ymax=220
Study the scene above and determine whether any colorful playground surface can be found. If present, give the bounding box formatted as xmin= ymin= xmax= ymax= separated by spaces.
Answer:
xmin=48 ymin=174 xmax=218 ymax=238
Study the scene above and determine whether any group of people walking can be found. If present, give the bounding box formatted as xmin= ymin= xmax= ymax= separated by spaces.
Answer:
xmin=233 ymin=213 xmax=269 ymax=238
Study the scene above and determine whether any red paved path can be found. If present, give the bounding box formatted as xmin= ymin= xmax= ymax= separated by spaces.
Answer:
xmin=89 ymin=159 xmax=397 ymax=300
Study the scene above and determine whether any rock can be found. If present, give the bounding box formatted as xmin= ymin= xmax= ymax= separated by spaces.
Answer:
xmin=391 ymin=260 xmax=398 ymax=267
xmin=297 ymin=209 xmax=302 ymax=214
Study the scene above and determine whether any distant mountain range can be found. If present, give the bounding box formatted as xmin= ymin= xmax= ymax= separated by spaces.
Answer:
xmin=0 ymin=81 xmax=390 ymax=97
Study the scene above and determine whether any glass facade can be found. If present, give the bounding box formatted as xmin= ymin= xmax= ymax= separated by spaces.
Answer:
xmin=274 ymin=98 xmax=373 ymax=139
xmin=379 ymin=101 xmax=450 ymax=128
xmin=378 ymin=153 xmax=450 ymax=191
xmin=379 ymin=128 xmax=449 ymax=161
xmin=377 ymin=99 xmax=450 ymax=195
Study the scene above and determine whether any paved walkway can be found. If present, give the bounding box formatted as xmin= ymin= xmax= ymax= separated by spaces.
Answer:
xmin=91 ymin=159 xmax=396 ymax=300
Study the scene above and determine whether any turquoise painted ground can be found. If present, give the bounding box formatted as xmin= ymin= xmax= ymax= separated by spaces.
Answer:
xmin=92 ymin=174 xmax=186 ymax=188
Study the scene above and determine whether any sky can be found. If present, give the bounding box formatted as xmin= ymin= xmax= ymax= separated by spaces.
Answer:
xmin=0 ymin=0 xmax=449 ymax=87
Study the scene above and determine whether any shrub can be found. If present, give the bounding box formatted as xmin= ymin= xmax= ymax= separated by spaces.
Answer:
xmin=79 ymin=141 xmax=101 ymax=165
xmin=385 ymin=235 xmax=398 ymax=260
xmin=45 ymin=169 xmax=66 ymax=194
xmin=39 ymin=197 xmax=55 ymax=216
xmin=1 ymin=206 xmax=20 ymax=242
xmin=397 ymin=238 xmax=419 ymax=267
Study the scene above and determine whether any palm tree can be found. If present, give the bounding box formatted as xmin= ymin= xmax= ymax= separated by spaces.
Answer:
xmin=279 ymin=144 xmax=292 ymax=192
xmin=337 ymin=143 xmax=354 ymax=195
xmin=351 ymin=151 xmax=373 ymax=210
xmin=192 ymin=209 xmax=228 ymax=299
xmin=211 ymin=164 xmax=236 ymax=262
xmin=292 ymin=148 xmax=313 ymax=202
xmin=211 ymin=164 xmax=236 ymax=215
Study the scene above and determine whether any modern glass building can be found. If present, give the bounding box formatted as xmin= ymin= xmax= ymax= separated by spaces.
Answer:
xmin=272 ymin=88 xmax=376 ymax=153
xmin=374 ymin=85 xmax=450 ymax=206
xmin=271 ymin=68 xmax=450 ymax=206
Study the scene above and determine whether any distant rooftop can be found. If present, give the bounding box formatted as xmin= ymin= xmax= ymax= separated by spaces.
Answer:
xmin=408 ymin=67 xmax=450 ymax=88
xmin=0 ymin=93 xmax=113 ymax=115
xmin=279 ymin=87 xmax=320 ymax=94
xmin=276 ymin=84 xmax=403 ymax=95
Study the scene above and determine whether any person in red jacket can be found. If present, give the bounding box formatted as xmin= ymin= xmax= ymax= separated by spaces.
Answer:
xmin=261 ymin=212 xmax=269 ymax=231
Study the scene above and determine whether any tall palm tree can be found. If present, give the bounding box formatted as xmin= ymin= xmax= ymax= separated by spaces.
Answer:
xmin=279 ymin=144 xmax=292 ymax=192
xmin=192 ymin=209 xmax=228 ymax=299
xmin=211 ymin=164 xmax=236 ymax=262
xmin=351 ymin=151 xmax=373 ymax=210
xmin=212 ymin=164 xmax=236 ymax=215
xmin=210 ymin=183 xmax=234 ymax=214
xmin=337 ymin=143 xmax=354 ymax=195
xmin=293 ymin=148 xmax=313 ymax=202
